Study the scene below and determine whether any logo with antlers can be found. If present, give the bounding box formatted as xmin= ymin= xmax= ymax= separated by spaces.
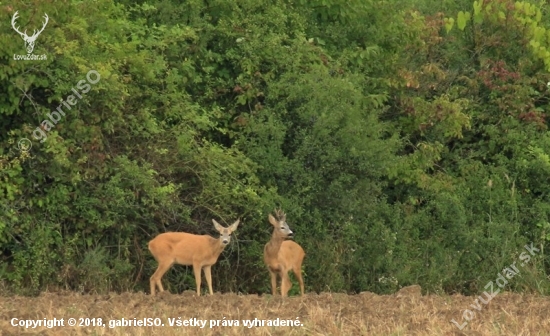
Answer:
xmin=11 ymin=11 xmax=49 ymax=54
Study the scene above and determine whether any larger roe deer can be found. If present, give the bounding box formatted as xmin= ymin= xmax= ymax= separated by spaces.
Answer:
xmin=148 ymin=219 xmax=240 ymax=296
xmin=263 ymin=209 xmax=305 ymax=297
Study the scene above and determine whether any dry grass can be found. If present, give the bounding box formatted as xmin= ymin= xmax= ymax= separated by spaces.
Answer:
xmin=1 ymin=285 xmax=550 ymax=335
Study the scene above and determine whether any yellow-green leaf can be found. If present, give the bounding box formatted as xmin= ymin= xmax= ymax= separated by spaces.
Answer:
xmin=444 ymin=17 xmax=455 ymax=33
xmin=457 ymin=11 xmax=469 ymax=31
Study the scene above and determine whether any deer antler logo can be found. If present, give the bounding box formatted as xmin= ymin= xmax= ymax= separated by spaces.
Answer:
xmin=11 ymin=11 xmax=49 ymax=54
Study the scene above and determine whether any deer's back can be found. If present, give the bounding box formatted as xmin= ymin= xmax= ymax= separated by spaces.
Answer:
xmin=148 ymin=232 xmax=213 ymax=265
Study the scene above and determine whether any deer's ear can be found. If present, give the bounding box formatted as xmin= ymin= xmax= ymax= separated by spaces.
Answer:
xmin=212 ymin=219 xmax=224 ymax=232
xmin=229 ymin=219 xmax=240 ymax=232
xmin=268 ymin=214 xmax=278 ymax=226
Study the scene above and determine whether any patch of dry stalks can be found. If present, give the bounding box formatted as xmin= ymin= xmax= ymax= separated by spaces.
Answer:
xmin=1 ymin=285 xmax=550 ymax=335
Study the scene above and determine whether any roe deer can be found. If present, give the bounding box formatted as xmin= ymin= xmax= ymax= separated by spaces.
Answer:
xmin=148 ymin=218 xmax=240 ymax=296
xmin=263 ymin=209 xmax=305 ymax=297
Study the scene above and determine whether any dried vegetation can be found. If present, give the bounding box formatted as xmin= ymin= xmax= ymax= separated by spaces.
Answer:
xmin=1 ymin=286 xmax=550 ymax=335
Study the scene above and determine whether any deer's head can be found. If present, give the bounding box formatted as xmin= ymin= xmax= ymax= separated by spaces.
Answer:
xmin=212 ymin=219 xmax=240 ymax=245
xmin=268 ymin=208 xmax=294 ymax=239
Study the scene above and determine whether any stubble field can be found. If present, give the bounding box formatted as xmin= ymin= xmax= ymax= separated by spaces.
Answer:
xmin=1 ymin=285 xmax=549 ymax=335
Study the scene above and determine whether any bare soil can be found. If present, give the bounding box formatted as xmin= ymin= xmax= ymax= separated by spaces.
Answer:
xmin=1 ymin=286 xmax=549 ymax=335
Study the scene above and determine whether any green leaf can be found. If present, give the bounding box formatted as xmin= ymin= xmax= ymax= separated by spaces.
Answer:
xmin=457 ymin=11 xmax=470 ymax=31
xmin=444 ymin=17 xmax=455 ymax=33
xmin=473 ymin=1 xmax=484 ymax=24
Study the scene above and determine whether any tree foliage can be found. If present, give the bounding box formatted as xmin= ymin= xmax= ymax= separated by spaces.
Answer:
xmin=1 ymin=0 xmax=550 ymax=296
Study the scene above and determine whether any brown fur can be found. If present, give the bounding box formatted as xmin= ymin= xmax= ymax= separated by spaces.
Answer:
xmin=263 ymin=210 xmax=305 ymax=297
xmin=148 ymin=219 xmax=239 ymax=296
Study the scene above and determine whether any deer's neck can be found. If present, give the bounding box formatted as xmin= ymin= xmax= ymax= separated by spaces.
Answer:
xmin=265 ymin=230 xmax=285 ymax=259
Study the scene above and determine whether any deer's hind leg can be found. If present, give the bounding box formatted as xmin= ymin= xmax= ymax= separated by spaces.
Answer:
xmin=150 ymin=261 xmax=172 ymax=295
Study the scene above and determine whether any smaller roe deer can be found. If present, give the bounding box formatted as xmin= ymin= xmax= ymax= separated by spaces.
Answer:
xmin=263 ymin=209 xmax=305 ymax=297
xmin=148 ymin=219 xmax=240 ymax=296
